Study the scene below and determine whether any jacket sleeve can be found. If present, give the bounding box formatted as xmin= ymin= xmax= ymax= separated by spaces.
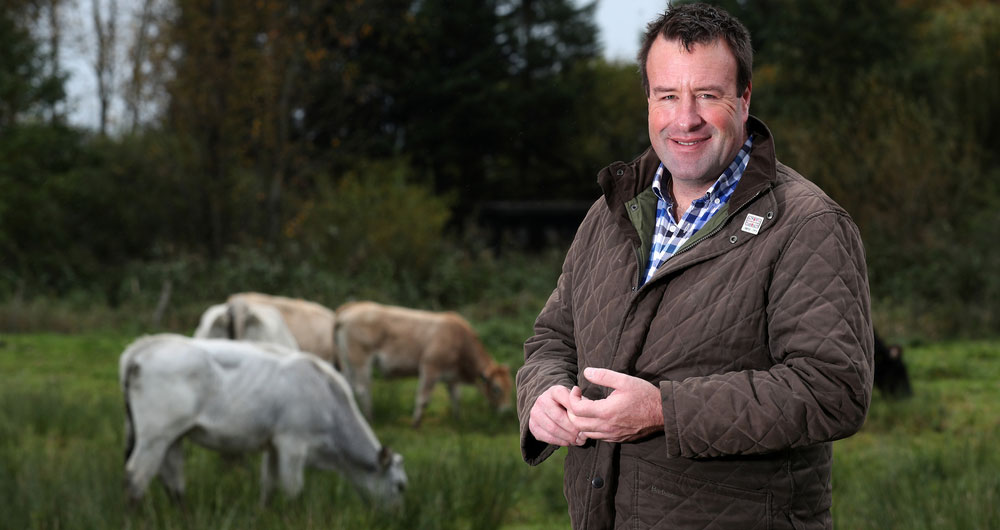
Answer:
xmin=516 ymin=236 xmax=584 ymax=465
xmin=661 ymin=210 xmax=874 ymax=458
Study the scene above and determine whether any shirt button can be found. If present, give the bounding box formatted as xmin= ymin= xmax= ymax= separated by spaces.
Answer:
xmin=591 ymin=477 xmax=604 ymax=488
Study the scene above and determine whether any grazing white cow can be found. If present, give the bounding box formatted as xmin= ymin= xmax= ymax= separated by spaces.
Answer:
xmin=120 ymin=334 xmax=407 ymax=507
xmin=228 ymin=292 xmax=338 ymax=366
xmin=193 ymin=298 xmax=299 ymax=350
xmin=334 ymin=301 xmax=513 ymax=427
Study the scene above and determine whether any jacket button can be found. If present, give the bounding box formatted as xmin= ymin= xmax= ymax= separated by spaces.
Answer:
xmin=766 ymin=211 xmax=774 ymax=219
xmin=616 ymin=169 xmax=624 ymax=176
xmin=591 ymin=477 xmax=604 ymax=488
xmin=729 ymin=235 xmax=738 ymax=244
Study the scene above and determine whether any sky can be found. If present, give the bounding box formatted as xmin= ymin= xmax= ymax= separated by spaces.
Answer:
xmin=61 ymin=0 xmax=668 ymax=128
xmin=591 ymin=0 xmax=666 ymax=62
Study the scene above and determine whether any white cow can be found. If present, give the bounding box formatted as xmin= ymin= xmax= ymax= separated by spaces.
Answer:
xmin=228 ymin=292 xmax=338 ymax=366
xmin=193 ymin=298 xmax=299 ymax=350
xmin=335 ymin=301 xmax=513 ymax=427
xmin=120 ymin=334 xmax=407 ymax=507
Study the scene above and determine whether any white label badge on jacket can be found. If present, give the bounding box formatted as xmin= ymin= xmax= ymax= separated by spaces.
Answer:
xmin=741 ymin=214 xmax=764 ymax=235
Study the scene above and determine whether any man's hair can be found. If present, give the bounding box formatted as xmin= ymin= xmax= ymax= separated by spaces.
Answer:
xmin=637 ymin=2 xmax=753 ymax=97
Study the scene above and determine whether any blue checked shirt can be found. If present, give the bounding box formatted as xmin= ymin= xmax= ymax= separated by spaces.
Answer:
xmin=642 ymin=136 xmax=754 ymax=285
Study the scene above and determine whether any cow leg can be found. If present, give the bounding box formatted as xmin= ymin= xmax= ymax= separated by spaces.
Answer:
xmin=355 ymin=359 xmax=375 ymax=421
xmin=259 ymin=446 xmax=280 ymax=506
xmin=447 ymin=381 xmax=461 ymax=419
xmin=413 ymin=367 xmax=439 ymax=428
xmin=273 ymin=436 xmax=308 ymax=499
xmin=337 ymin=333 xmax=376 ymax=421
xmin=124 ymin=435 xmax=175 ymax=503
xmin=157 ymin=439 xmax=186 ymax=504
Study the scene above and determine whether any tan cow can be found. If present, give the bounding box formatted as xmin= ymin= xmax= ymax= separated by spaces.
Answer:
xmin=228 ymin=292 xmax=338 ymax=366
xmin=334 ymin=301 xmax=512 ymax=427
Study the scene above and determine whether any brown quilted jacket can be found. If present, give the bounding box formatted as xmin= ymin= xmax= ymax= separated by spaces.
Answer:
xmin=517 ymin=117 xmax=873 ymax=529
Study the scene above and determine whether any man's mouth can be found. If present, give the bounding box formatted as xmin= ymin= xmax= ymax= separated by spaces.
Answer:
xmin=673 ymin=138 xmax=707 ymax=146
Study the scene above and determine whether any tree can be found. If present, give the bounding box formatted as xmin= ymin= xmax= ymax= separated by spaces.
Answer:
xmin=0 ymin=3 xmax=65 ymax=129
xmin=395 ymin=0 xmax=607 ymax=206
xmin=564 ymin=58 xmax=649 ymax=182
xmin=123 ymin=0 xmax=166 ymax=132
xmin=90 ymin=0 xmax=119 ymax=136
xmin=158 ymin=0 xmax=282 ymax=256
xmin=294 ymin=0 xmax=603 ymax=210
xmin=493 ymin=0 xmax=602 ymax=189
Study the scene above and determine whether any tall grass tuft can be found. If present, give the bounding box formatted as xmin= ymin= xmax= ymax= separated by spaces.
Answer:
xmin=834 ymin=431 xmax=1000 ymax=529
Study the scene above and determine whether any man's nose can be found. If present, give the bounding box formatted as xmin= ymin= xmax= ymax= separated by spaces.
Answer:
xmin=675 ymin=96 xmax=703 ymax=130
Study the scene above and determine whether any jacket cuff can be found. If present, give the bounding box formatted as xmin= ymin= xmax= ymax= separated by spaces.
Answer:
xmin=521 ymin=424 xmax=560 ymax=465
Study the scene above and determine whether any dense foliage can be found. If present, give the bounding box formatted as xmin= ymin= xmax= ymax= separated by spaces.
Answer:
xmin=1 ymin=0 xmax=998 ymax=339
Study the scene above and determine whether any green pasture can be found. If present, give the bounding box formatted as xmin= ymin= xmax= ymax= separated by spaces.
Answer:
xmin=1 ymin=330 xmax=998 ymax=529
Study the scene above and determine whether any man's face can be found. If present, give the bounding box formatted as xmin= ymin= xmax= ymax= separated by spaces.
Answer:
xmin=646 ymin=37 xmax=751 ymax=187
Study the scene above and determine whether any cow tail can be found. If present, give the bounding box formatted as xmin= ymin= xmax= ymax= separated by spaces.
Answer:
xmin=227 ymin=302 xmax=238 ymax=339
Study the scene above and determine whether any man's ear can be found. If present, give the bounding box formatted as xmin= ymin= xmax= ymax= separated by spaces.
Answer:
xmin=741 ymin=80 xmax=752 ymax=117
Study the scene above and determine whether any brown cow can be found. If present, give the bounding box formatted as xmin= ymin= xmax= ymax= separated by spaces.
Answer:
xmin=334 ymin=301 xmax=512 ymax=427
xmin=228 ymin=292 xmax=338 ymax=367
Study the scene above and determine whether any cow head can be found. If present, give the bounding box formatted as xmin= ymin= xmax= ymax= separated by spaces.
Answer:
xmin=480 ymin=363 xmax=513 ymax=412
xmin=377 ymin=446 xmax=408 ymax=509
xmin=353 ymin=445 xmax=407 ymax=510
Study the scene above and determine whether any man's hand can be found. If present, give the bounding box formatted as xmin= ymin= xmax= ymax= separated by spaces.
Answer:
xmin=566 ymin=367 xmax=664 ymax=443
xmin=528 ymin=385 xmax=587 ymax=447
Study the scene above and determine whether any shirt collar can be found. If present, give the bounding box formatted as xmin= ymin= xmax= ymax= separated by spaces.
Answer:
xmin=651 ymin=135 xmax=755 ymax=206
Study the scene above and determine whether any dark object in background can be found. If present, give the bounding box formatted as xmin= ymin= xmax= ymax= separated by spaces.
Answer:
xmin=477 ymin=200 xmax=592 ymax=252
xmin=873 ymin=331 xmax=913 ymax=398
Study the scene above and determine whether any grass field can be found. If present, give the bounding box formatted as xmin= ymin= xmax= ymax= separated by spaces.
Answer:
xmin=1 ymin=328 xmax=998 ymax=529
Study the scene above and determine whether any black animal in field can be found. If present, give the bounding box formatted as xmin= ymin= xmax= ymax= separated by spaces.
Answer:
xmin=873 ymin=331 xmax=913 ymax=398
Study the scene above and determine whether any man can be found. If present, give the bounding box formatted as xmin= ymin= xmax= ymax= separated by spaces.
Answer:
xmin=515 ymin=3 xmax=873 ymax=529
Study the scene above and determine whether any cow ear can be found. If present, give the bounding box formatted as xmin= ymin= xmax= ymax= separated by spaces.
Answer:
xmin=378 ymin=446 xmax=392 ymax=468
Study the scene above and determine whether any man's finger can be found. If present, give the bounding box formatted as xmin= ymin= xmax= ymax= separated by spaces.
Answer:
xmin=582 ymin=366 xmax=631 ymax=390
xmin=566 ymin=398 xmax=605 ymax=428
xmin=530 ymin=407 xmax=578 ymax=446
xmin=547 ymin=385 xmax=577 ymax=409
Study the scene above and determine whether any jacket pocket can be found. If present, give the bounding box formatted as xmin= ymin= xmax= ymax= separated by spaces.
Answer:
xmin=615 ymin=455 xmax=772 ymax=530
